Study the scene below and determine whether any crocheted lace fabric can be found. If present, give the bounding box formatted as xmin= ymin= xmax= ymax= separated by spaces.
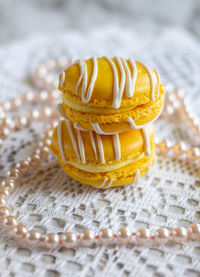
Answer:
xmin=0 ymin=26 xmax=200 ymax=277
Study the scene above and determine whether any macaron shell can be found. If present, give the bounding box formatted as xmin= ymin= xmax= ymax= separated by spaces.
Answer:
xmin=56 ymin=144 xmax=155 ymax=188
xmin=61 ymin=87 xmax=164 ymax=134
xmin=50 ymin=122 xmax=155 ymax=165
xmin=59 ymin=57 xmax=160 ymax=109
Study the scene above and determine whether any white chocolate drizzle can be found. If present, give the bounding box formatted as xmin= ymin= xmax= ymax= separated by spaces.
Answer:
xmin=98 ymin=178 xmax=108 ymax=188
xmin=96 ymin=134 xmax=105 ymax=164
xmin=56 ymin=103 xmax=66 ymax=118
xmin=114 ymin=57 xmax=126 ymax=108
xmin=106 ymin=178 xmax=115 ymax=188
xmin=113 ymin=133 xmax=121 ymax=160
xmin=76 ymin=129 xmax=86 ymax=163
xmin=57 ymin=104 xmax=101 ymax=163
xmin=126 ymin=97 xmax=164 ymax=129
xmin=89 ymin=131 xmax=98 ymax=160
xmin=57 ymin=99 xmax=153 ymax=164
xmin=61 ymin=71 xmax=65 ymax=88
xmin=76 ymin=56 xmax=98 ymax=103
xmin=105 ymin=57 xmax=158 ymax=108
xmin=74 ymin=56 xmax=140 ymax=108
xmin=142 ymin=127 xmax=151 ymax=156
xmin=127 ymin=117 xmax=147 ymax=129
xmin=57 ymin=105 xmax=84 ymax=162
xmin=62 ymin=57 xmax=159 ymax=108
xmin=105 ymin=57 xmax=125 ymax=109
xmin=74 ymin=127 xmax=121 ymax=162
xmin=122 ymin=58 xmax=137 ymax=97
xmin=65 ymin=118 xmax=80 ymax=162
xmin=97 ymin=177 xmax=115 ymax=188
xmin=155 ymin=71 xmax=160 ymax=98
xmin=91 ymin=122 xmax=116 ymax=135
xmin=136 ymin=61 xmax=155 ymax=101
xmin=76 ymin=59 xmax=85 ymax=95
xmin=130 ymin=171 xmax=140 ymax=186
xmin=74 ymin=122 xmax=89 ymax=131
xmin=57 ymin=120 xmax=66 ymax=162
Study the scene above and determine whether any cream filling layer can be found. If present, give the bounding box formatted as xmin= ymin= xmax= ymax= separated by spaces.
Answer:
xmin=66 ymin=153 xmax=145 ymax=173
xmin=63 ymin=94 xmax=134 ymax=114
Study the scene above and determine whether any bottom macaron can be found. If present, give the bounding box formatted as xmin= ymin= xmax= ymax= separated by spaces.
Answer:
xmin=50 ymin=121 xmax=155 ymax=188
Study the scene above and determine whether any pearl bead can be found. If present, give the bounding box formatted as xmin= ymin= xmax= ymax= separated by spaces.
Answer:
xmin=172 ymin=227 xmax=187 ymax=243
xmin=38 ymin=141 xmax=44 ymax=148
xmin=2 ymin=177 xmax=16 ymax=185
xmin=99 ymin=228 xmax=114 ymax=245
xmin=154 ymin=228 xmax=169 ymax=245
xmin=18 ymin=116 xmax=28 ymax=128
xmin=38 ymin=66 xmax=47 ymax=78
xmin=50 ymin=90 xmax=59 ymax=99
xmin=43 ymin=107 xmax=52 ymax=117
xmin=39 ymin=90 xmax=48 ymax=101
xmin=40 ymin=146 xmax=49 ymax=157
xmin=13 ymin=224 xmax=28 ymax=239
xmin=13 ymin=98 xmax=22 ymax=108
xmin=31 ymin=109 xmax=40 ymax=119
xmin=46 ymin=130 xmax=53 ymax=138
xmin=62 ymin=232 xmax=77 ymax=248
xmin=1 ymin=178 xmax=16 ymax=192
xmin=24 ymin=92 xmax=34 ymax=102
xmin=3 ymin=117 xmax=15 ymax=129
xmin=0 ymin=206 xmax=10 ymax=218
xmin=0 ymin=109 xmax=5 ymax=120
xmin=6 ymin=168 xmax=20 ymax=179
xmin=80 ymin=229 xmax=95 ymax=246
xmin=45 ymin=233 xmax=60 ymax=249
xmin=116 ymin=227 xmax=131 ymax=245
xmin=57 ymin=57 xmax=69 ymax=67
xmin=46 ymin=75 xmax=54 ymax=85
xmin=0 ymin=197 xmax=7 ymax=206
xmin=0 ymin=187 xmax=11 ymax=197
xmin=3 ymin=101 xmax=11 ymax=111
xmin=3 ymin=215 xmax=17 ymax=230
xmin=30 ymin=154 xmax=41 ymax=166
xmin=180 ymin=142 xmax=187 ymax=151
xmin=135 ymin=228 xmax=151 ymax=245
xmin=194 ymin=147 xmax=200 ymax=157
xmin=188 ymin=224 xmax=200 ymax=240
xmin=44 ymin=139 xmax=51 ymax=147
xmin=16 ymin=161 xmax=30 ymax=173
xmin=26 ymin=230 xmax=41 ymax=245
xmin=0 ymin=127 xmax=10 ymax=138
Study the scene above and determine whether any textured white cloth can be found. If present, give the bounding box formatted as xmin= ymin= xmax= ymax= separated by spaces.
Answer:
xmin=0 ymin=26 xmax=200 ymax=277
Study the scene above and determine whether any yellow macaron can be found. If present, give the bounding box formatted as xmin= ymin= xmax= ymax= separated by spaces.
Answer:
xmin=50 ymin=119 xmax=155 ymax=188
xmin=58 ymin=56 xmax=165 ymax=134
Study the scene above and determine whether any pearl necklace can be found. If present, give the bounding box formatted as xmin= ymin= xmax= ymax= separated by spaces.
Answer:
xmin=0 ymin=58 xmax=200 ymax=249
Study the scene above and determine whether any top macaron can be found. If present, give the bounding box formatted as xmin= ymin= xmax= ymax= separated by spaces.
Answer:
xmin=58 ymin=56 xmax=165 ymax=134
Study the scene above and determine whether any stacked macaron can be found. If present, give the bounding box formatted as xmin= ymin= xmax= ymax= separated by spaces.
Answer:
xmin=50 ymin=57 xmax=165 ymax=188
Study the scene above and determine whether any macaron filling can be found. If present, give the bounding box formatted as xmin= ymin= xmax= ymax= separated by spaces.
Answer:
xmin=67 ymin=152 xmax=145 ymax=173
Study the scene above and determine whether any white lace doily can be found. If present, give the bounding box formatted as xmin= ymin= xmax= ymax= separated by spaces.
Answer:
xmin=0 ymin=26 xmax=200 ymax=277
